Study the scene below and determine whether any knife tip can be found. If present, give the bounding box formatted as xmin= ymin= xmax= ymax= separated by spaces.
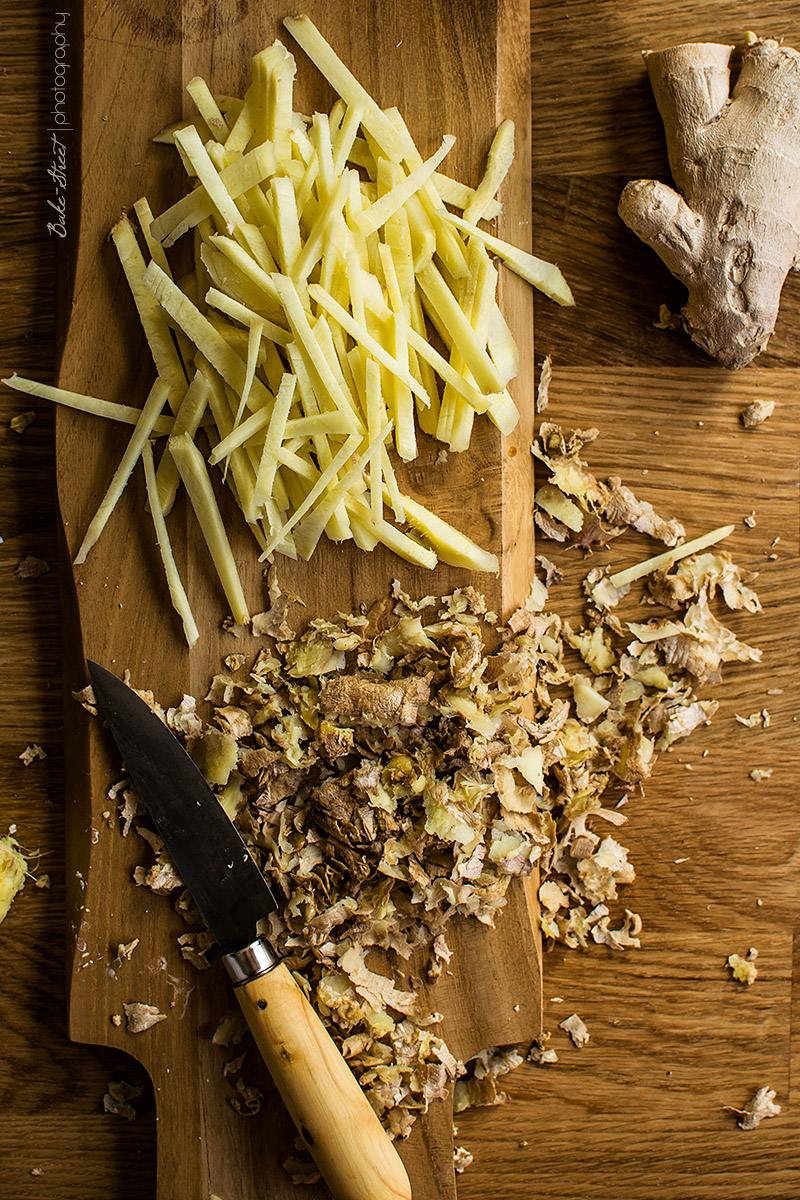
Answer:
xmin=86 ymin=659 xmax=119 ymax=701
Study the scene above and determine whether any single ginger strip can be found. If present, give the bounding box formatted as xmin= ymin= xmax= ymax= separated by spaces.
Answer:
xmin=3 ymin=373 xmax=175 ymax=434
xmin=141 ymin=441 xmax=200 ymax=647
xmin=444 ymin=211 xmax=575 ymax=306
xmin=609 ymin=525 xmax=735 ymax=589
xmin=74 ymin=380 xmax=171 ymax=565
xmin=168 ymin=432 xmax=250 ymax=626
xmin=283 ymin=14 xmax=408 ymax=163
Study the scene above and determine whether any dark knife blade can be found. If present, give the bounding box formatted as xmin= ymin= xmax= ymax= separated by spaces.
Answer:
xmin=87 ymin=660 xmax=278 ymax=953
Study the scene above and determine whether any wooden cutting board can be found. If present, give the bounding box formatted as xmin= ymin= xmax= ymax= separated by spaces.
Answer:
xmin=3 ymin=1 xmax=800 ymax=1198
xmin=55 ymin=3 xmax=539 ymax=1199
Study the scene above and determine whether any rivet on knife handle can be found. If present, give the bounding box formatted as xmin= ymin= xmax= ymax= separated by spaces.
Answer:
xmin=232 ymin=948 xmax=412 ymax=1200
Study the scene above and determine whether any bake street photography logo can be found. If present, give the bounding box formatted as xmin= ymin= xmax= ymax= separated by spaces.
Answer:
xmin=47 ymin=12 xmax=71 ymax=238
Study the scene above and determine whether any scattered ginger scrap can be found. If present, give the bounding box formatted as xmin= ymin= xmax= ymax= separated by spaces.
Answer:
xmin=727 ymin=948 xmax=758 ymax=985
xmin=123 ymin=1002 xmax=167 ymax=1033
xmin=559 ymin=1013 xmax=590 ymax=1048
xmin=0 ymin=835 xmax=27 ymax=925
xmin=726 ymin=1085 xmax=781 ymax=1129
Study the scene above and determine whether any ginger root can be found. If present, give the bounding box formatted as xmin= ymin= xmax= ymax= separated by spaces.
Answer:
xmin=619 ymin=35 xmax=800 ymax=369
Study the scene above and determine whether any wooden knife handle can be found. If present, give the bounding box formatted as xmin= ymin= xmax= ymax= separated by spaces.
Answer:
xmin=235 ymin=960 xmax=412 ymax=1200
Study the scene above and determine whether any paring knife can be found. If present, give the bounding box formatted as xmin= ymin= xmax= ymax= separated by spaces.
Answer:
xmin=87 ymin=660 xmax=412 ymax=1200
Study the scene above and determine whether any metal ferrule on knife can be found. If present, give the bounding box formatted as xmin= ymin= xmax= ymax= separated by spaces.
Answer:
xmin=222 ymin=935 xmax=282 ymax=986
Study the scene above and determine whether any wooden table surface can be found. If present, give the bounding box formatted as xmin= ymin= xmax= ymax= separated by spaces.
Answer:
xmin=2 ymin=2 xmax=799 ymax=1199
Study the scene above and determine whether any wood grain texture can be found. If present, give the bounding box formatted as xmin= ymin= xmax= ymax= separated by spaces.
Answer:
xmin=1 ymin=6 xmax=153 ymax=1199
xmin=54 ymin=2 xmax=537 ymax=1200
xmin=3 ymin=1 xmax=800 ymax=1199
xmin=454 ymin=3 xmax=800 ymax=1197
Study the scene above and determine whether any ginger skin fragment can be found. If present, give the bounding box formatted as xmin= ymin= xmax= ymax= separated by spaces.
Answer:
xmin=619 ymin=36 xmax=800 ymax=369
xmin=319 ymin=674 xmax=430 ymax=726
